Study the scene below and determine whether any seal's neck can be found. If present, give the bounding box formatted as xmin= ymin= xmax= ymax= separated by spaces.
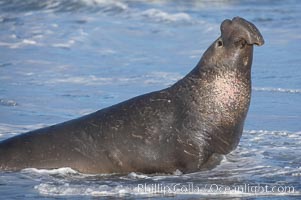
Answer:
xmin=202 ymin=69 xmax=251 ymax=153
xmin=172 ymin=45 xmax=254 ymax=154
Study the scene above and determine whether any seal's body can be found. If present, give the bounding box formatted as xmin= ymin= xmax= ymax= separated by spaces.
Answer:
xmin=0 ymin=17 xmax=264 ymax=174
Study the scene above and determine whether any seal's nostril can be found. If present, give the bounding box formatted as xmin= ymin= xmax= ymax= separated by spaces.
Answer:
xmin=255 ymin=37 xmax=265 ymax=46
xmin=239 ymin=39 xmax=247 ymax=49
xmin=217 ymin=40 xmax=223 ymax=47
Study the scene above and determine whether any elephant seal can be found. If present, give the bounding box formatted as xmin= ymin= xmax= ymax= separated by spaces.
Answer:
xmin=0 ymin=17 xmax=264 ymax=174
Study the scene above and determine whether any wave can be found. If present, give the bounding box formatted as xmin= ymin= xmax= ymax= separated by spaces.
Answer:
xmin=244 ymin=129 xmax=297 ymax=135
xmin=253 ymin=87 xmax=301 ymax=94
xmin=34 ymin=180 xmax=300 ymax=197
xmin=0 ymin=98 xmax=18 ymax=107
xmin=35 ymin=182 xmax=131 ymax=197
xmin=0 ymin=0 xmax=194 ymax=24
xmin=18 ymin=155 xmax=301 ymax=197
xmin=0 ymin=0 xmax=128 ymax=13
xmin=139 ymin=9 xmax=192 ymax=24
xmin=0 ymin=39 xmax=39 ymax=49
xmin=243 ymin=130 xmax=301 ymax=142
xmin=45 ymin=72 xmax=182 ymax=86
xmin=22 ymin=167 xmax=78 ymax=175
xmin=27 ymin=164 xmax=300 ymax=197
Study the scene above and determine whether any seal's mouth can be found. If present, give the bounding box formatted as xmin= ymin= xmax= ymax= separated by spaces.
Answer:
xmin=221 ymin=17 xmax=264 ymax=46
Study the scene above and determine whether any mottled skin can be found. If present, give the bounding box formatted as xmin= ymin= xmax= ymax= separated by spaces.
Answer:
xmin=0 ymin=17 xmax=264 ymax=174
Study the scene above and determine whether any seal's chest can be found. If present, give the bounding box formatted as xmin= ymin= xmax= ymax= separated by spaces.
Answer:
xmin=210 ymin=72 xmax=250 ymax=113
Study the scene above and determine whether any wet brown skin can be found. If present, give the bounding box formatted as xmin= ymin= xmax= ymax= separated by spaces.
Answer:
xmin=0 ymin=17 xmax=264 ymax=174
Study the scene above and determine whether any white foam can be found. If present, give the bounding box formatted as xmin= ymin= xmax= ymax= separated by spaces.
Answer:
xmin=22 ymin=167 xmax=78 ymax=175
xmin=46 ymin=72 xmax=182 ymax=86
xmin=52 ymin=39 xmax=75 ymax=48
xmin=35 ymin=183 xmax=131 ymax=197
xmin=140 ymin=9 xmax=192 ymax=23
xmin=97 ymin=48 xmax=117 ymax=55
xmin=48 ymin=76 xmax=115 ymax=85
xmin=253 ymin=87 xmax=301 ymax=94
xmin=26 ymin=59 xmax=53 ymax=65
xmin=173 ymin=169 xmax=183 ymax=176
xmin=22 ymin=39 xmax=37 ymax=45
xmin=143 ymin=72 xmax=182 ymax=85
xmin=244 ymin=130 xmax=301 ymax=145
xmin=0 ymin=39 xmax=38 ymax=49
xmin=0 ymin=98 xmax=18 ymax=107
xmin=292 ymin=172 xmax=301 ymax=176
xmin=127 ymin=172 xmax=149 ymax=179
xmin=44 ymin=0 xmax=61 ymax=10
xmin=35 ymin=182 xmax=300 ymax=197
xmin=78 ymin=1 xmax=194 ymax=25
xmin=80 ymin=0 xmax=128 ymax=11
xmin=244 ymin=130 xmax=301 ymax=137
xmin=245 ymin=130 xmax=285 ymax=135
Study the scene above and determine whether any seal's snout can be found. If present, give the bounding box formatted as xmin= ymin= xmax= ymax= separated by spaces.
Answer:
xmin=221 ymin=16 xmax=264 ymax=46
xmin=232 ymin=17 xmax=264 ymax=46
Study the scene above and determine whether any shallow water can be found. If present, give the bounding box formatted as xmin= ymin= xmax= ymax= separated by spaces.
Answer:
xmin=0 ymin=0 xmax=300 ymax=199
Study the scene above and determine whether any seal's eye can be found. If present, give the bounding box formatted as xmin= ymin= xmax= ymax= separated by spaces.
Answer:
xmin=217 ymin=39 xmax=223 ymax=48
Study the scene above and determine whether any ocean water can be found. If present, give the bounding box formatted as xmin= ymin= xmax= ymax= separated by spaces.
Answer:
xmin=0 ymin=0 xmax=300 ymax=199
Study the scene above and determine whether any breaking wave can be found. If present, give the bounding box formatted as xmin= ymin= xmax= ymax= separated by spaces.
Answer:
xmin=0 ymin=0 xmax=128 ymax=13
xmin=0 ymin=98 xmax=18 ymax=107
xmin=0 ymin=0 xmax=194 ymax=24
xmin=253 ymin=87 xmax=301 ymax=94
xmin=139 ymin=8 xmax=192 ymax=23
xmin=45 ymin=71 xmax=182 ymax=86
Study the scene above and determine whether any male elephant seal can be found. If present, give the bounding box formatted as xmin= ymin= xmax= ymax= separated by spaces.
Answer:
xmin=0 ymin=17 xmax=264 ymax=174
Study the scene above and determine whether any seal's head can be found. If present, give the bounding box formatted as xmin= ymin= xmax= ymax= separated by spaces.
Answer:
xmin=221 ymin=17 xmax=264 ymax=47
xmin=200 ymin=16 xmax=264 ymax=72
